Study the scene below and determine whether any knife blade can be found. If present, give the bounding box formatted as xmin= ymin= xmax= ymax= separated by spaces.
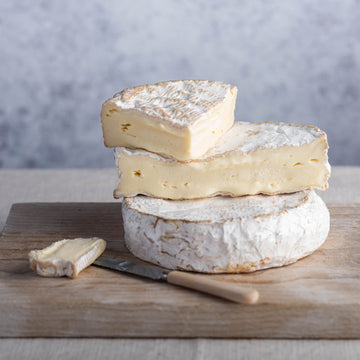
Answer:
xmin=93 ymin=256 xmax=169 ymax=281
xmin=93 ymin=256 xmax=259 ymax=304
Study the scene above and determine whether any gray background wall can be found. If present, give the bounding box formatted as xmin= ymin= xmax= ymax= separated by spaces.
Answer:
xmin=1 ymin=0 xmax=359 ymax=168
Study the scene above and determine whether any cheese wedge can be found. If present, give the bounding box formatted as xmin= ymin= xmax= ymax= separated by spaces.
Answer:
xmin=101 ymin=80 xmax=237 ymax=161
xmin=114 ymin=122 xmax=330 ymax=200
xmin=122 ymin=190 xmax=330 ymax=273
xmin=28 ymin=237 xmax=106 ymax=278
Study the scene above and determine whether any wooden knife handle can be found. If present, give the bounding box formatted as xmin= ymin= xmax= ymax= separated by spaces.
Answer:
xmin=167 ymin=271 xmax=259 ymax=304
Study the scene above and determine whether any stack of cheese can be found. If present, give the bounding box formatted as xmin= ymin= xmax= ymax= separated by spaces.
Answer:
xmin=101 ymin=80 xmax=330 ymax=273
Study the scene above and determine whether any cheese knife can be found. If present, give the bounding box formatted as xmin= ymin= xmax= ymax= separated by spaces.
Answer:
xmin=93 ymin=256 xmax=259 ymax=304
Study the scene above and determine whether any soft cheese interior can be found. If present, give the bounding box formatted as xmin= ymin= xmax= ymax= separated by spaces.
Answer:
xmin=28 ymin=237 xmax=106 ymax=278
xmin=114 ymin=122 xmax=330 ymax=200
xmin=101 ymin=80 xmax=237 ymax=161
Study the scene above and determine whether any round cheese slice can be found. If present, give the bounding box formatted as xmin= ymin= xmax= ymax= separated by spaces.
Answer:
xmin=122 ymin=190 xmax=330 ymax=273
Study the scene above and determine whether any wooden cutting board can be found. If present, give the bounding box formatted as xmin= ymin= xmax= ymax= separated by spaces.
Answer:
xmin=0 ymin=202 xmax=359 ymax=338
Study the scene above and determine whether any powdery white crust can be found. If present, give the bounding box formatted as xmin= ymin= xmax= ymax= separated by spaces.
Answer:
xmin=122 ymin=190 xmax=330 ymax=273
xmin=205 ymin=121 xmax=324 ymax=158
xmin=115 ymin=121 xmax=327 ymax=163
xmin=109 ymin=80 xmax=236 ymax=127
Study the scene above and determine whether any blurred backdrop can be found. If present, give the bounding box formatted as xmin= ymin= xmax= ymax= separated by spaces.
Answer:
xmin=1 ymin=0 xmax=359 ymax=168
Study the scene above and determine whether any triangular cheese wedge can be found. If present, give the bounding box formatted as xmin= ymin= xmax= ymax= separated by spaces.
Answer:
xmin=101 ymin=80 xmax=237 ymax=160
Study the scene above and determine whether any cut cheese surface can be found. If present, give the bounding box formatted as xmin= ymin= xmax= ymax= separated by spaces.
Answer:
xmin=101 ymin=80 xmax=237 ymax=160
xmin=122 ymin=190 xmax=330 ymax=273
xmin=114 ymin=122 xmax=330 ymax=200
xmin=28 ymin=237 xmax=106 ymax=278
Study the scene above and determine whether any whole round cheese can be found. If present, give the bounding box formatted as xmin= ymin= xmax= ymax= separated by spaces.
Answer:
xmin=122 ymin=190 xmax=330 ymax=273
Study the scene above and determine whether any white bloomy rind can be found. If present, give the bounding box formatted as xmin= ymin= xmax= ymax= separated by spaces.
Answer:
xmin=110 ymin=80 xmax=236 ymax=127
xmin=122 ymin=190 xmax=330 ymax=273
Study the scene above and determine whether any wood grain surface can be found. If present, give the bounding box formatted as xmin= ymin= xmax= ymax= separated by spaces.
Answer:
xmin=0 ymin=202 xmax=359 ymax=338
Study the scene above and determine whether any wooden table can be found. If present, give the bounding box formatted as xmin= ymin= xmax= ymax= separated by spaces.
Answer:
xmin=1 ymin=167 xmax=359 ymax=359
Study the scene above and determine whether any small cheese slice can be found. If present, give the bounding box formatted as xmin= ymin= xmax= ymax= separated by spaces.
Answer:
xmin=101 ymin=80 xmax=237 ymax=161
xmin=28 ymin=237 xmax=106 ymax=278
xmin=122 ymin=190 xmax=330 ymax=273
xmin=114 ymin=122 xmax=330 ymax=200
